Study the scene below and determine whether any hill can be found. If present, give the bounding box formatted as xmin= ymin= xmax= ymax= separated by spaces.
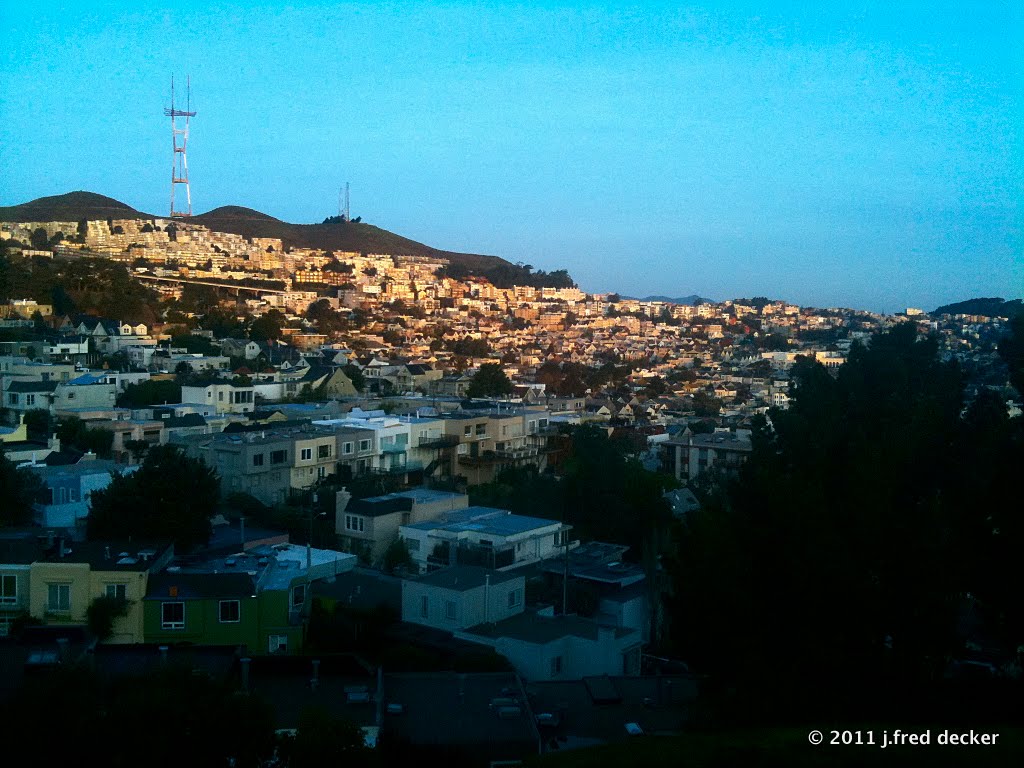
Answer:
xmin=0 ymin=192 xmax=574 ymax=288
xmin=0 ymin=191 xmax=152 ymax=223
xmin=933 ymin=297 xmax=1023 ymax=318
xmin=640 ymin=294 xmax=715 ymax=305
xmin=191 ymin=205 xmax=501 ymax=272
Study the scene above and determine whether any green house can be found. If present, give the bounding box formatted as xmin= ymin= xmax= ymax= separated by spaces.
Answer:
xmin=144 ymin=571 xmax=260 ymax=651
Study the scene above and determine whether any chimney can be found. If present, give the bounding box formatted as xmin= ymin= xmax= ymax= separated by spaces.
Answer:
xmin=240 ymin=657 xmax=251 ymax=693
xmin=311 ymin=659 xmax=320 ymax=691
xmin=334 ymin=488 xmax=351 ymax=534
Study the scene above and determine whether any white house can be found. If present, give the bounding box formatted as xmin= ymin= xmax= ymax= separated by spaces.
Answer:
xmin=399 ymin=507 xmax=575 ymax=574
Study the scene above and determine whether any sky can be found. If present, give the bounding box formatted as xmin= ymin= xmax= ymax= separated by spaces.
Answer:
xmin=1 ymin=1 xmax=1020 ymax=314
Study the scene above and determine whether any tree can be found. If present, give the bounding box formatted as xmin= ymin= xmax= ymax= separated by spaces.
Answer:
xmin=278 ymin=706 xmax=375 ymax=768
xmin=466 ymin=363 xmax=514 ymax=399
xmin=0 ymin=453 xmax=46 ymax=526
xmin=343 ymin=363 xmax=366 ymax=392
xmin=383 ymin=538 xmax=414 ymax=573
xmin=86 ymin=594 xmax=130 ymax=641
xmin=88 ymin=445 xmax=219 ymax=552
xmin=249 ymin=310 xmax=285 ymax=343
xmin=56 ymin=416 xmax=114 ymax=458
xmin=667 ymin=323 xmax=986 ymax=721
xmin=118 ymin=379 xmax=182 ymax=408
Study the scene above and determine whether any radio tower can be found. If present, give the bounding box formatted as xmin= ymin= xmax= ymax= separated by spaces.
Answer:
xmin=338 ymin=182 xmax=350 ymax=221
xmin=165 ymin=76 xmax=196 ymax=218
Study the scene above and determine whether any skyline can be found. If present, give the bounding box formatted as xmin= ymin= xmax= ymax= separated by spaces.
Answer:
xmin=1 ymin=1 xmax=1020 ymax=314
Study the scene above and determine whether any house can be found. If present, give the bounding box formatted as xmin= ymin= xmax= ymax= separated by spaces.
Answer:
xmin=399 ymin=506 xmax=575 ymax=574
xmin=0 ymin=532 xmax=44 ymax=637
xmin=26 ymin=458 xmax=138 ymax=530
xmin=181 ymin=380 xmax=256 ymax=414
xmin=378 ymin=671 xmax=541 ymax=767
xmin=28 ymin=539 xmax=174 ymax=644
xmin=219 ymin=338 xmax=262 ymax=360
xmin=335 ymin=488 xmax=468 ymax=565
xmin=144 ymin=544 xmax=357 ymax=655
xmin=401 ymin=565 xmax=526 ymax=631
xmin=143 ymin=571 xmax=260 ymax=650
xmin=458 ymin=609 xmax=643 ymax=681
xmin=661 ymin=430 xmax=752 ymax=482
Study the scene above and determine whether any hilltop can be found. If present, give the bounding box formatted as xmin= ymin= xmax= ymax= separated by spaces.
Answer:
xmin=0 ymin=192 xmax=574 ymax=289
xmin=0 ymin=191 xmax=152 ymax=223
xmin=933 ymin=297 xmax=1023 ymax=318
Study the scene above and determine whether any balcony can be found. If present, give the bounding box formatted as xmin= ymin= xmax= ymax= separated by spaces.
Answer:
xmin=494 ymin=446 xmax=539 ymax=460
xmin=372 ymin=461 xmax=425 ymax=476
xmin=418 ymin=434 xmax=460 ymax=449
xmin=380 ymin=444 xmax=408 ymax=455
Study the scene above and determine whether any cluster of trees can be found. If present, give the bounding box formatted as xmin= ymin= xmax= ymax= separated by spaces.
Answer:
xmin=465 ymin=363 xmax=514 ymax=398
xmin=435 ymin=262 xmax=575 ymax=290
xmin=0 ymin=254 xmax=159 ymax=324
xmin=534 ymin=360 xmax=634 ymax=397
xmin=470 ymin=425 xmax=677 ymax=562
xmin=0 ymin=662 xmax=377 ymax=768
xmin=87 ymin=445 xmax=219 ymax=551
xmin=669 ymin=321 xmax=1024 ymax=722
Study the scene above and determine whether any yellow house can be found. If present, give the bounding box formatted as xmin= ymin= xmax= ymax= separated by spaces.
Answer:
xmin=29 ymin=540 xmax=173 ymax=643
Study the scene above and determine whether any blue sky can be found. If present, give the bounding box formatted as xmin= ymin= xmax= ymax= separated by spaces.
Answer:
xmin=1 ymin=1 xmax=1020 ymax=313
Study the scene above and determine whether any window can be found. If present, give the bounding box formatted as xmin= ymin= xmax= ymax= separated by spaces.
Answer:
xmin=300 ymin=448 xmax=312 ymax=461
xmin=343 ymin=442 xmax=353 ymax=455
xmin=252 ymin=453 xmax=264 ymax=467
xmin=420 ymin=595 xmax=428 ymax=618
xmin=105 ymin=584 xmax=126 ymax=601
xmin=26 ymin=394 xmax=35 ymax=406
xmin=359 ymin=439 xmax=370 ymax=452
xmin=551 ymin=656 xmax=563 ymax=676
xmin=161 ymin=602 xmax=184 ymax=629
xmin=464 ymin=426 xmax=472 ymax=437
xmin=48 ymin=584 xmax=70 ymax=612
xmin=7 ymin=393 xmax=17 ymax=405
xmin=271 ymin=449 xmax=287 ymax=464
xmin=219 ymin=600 xmax=240 ymax=623
xmin=345 ymin=515 xmax=365 ymax=532
xmin=269 ymin=634 xmax=288 ymax=654
xmin=445 ymin=600 xmax=457 ymax=620
xmin=317 ymin=466 xmax=326 ymax=479
xmin=475 ymin=424 xmax=486 ymax=436
xmin=1 ymin=575 xmax=17 ymax=605
xmin=291 ymin=584 xmax=306 ymax=609
xmin=406 ymin=538 xmax=420 ymax=552
xmin=318 ymin=444 xmax=331 ymax=459
xmin=508 ymin=588 xmax=523 ymax=609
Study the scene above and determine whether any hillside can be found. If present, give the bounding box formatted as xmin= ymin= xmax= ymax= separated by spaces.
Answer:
xmin=0 ymin=192 xmax=574 ymax=288
xmin=933 ymin=297 xmax=1023 ymax=318
xmin=192 ymin=205 xmax=501 ymax=271
xmin=0 ymin=191 xmax=152 ymax=223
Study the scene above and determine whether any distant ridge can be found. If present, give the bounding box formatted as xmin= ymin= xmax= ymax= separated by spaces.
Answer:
xmin=932 ymin=297 xmax=1023 ymax=318
xmin=0 ymin=191 xmax=572 ymax=286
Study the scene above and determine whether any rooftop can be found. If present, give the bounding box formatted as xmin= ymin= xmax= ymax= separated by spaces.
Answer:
xmin=412 ymin=565 xmax=523 ymax=592
xmin=380 ymin=671 xmax=540 ymax=749
xmin=464 ymin=610 xmax=637 ymax=644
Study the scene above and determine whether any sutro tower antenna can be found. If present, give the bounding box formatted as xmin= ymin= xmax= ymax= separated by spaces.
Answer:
xmin=165 ymin=75 xmax=196 ymax=218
